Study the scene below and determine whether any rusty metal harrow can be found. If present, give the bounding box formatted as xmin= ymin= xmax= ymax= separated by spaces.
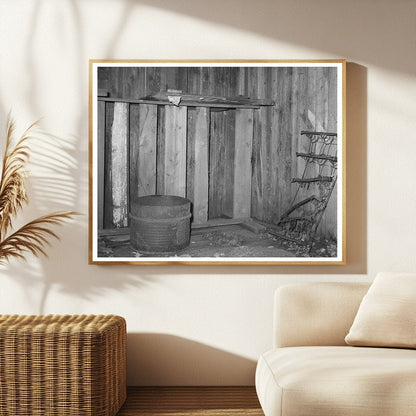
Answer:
xmin=268 ymin=131 xmax=337 ymax=254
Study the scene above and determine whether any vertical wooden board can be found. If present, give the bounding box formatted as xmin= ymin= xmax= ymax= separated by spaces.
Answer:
xmin=97 ymin=101 xmax=105 ymax=230
xmin=223 ymin=110 xmax=236 ymax=218
xmin=319 ymin=188 xmax=338 ymax=240
xmin=123 ymin=67 xmax=135 ymax=99
xmin=124 ymin=67 xmax=146 ymax=100
xmin=328 ymin=67 xmax=338 ymax=132
xmin=208 ymin=113 xmax=217 ymax=219
xmin=222 ymin=67 xmax=237 ymax=97
xmin=212 ymin=68 xmax=224 ymax=96
xmin=208 ymin=112 xmax=225 ymax=219
xmin=296 ymin=67 xmax=309 ymax=197
xmin=266 ymin=67 xmax=280 ymax=222
xmin=177 ymin=67 xmax=188 ymax=92
xmin=107 ymin=67 xmax=116 ymax=97
xmin=192 ymin=107 xmax=210 ymax=223
xmin=218 ymin=112 xmax=227 ymax=219
xmin=217 ymin=112 xmax=226 ymax=217
xmin=137 ymin=67 xmax=147 ymax=98
xmin=270 ymin=67 xmax=283 ymax=222
xmin=307 ymin=67 xmax=318 ymax=131
xmin=323 ymin=67 xmax=330 ymax=129
xmin=228 ymin=67 xmax=239 ymax=97
xmin=263 ymin=68 xmax=275 ymax=222
xmin=318 ymin=67 xmax=330 ymax=236
xmin=111 ymin=102 xmax=129 ymax=228
xmin=237 ymin=67 xmax=247 ymax=96
xmin=296 ymin=68 xmax=314 ymax=204
xmin=163 ymin=105 xmax=187 ymax=197
xmin=186 ymin=109 xmax=196 ymax=204
xmin=109 ymin=67 xmax=124 ymax=98
xmin=208 ymin=67 xmax=221 ymax=95
xmin=187 ymin=67 xmax=201 ymax=95
xmin=146 ymin=67 xmax=161 ymax=96
xmin=315 ymin=67 xmax=325 ymax=132
xmin=327 ymin=66 xmax=339 ymax=238
xmin=278 ymin=67 xmax=294 ymax=219
xmin=290 ymin=68 xmax=301 ymax=197
xmin=248 ymin=67 xmax=262 ymax=220
xmin=250 ymin=108 xmax=262 ymax=221
xmin=97 ymin=67 xmax=109 ymax=91
xmin=130 ymin=104 xmax=140 ymax=209
xmin=156 ymin=105 xmax=165 ymax=193
xmin=104 ymin=102 xmax=114 ymax=228
xmin=252 ymin=67 xmax=272 ymax=222
xmin=138 ymin=105 xmax=157 ymax=197
xmin=233 ymin=109 xmax=254 ymax=218
xmin=320 ymin=66 xmax=339 ymax=239
xmin=130 ymin=104 xmax=157 ymax=207
xmin=201 ymin=67 xmax=211 ymax=95
xmin=159 ymin=68 xmax=168 ymax=92
xmin=307 ymin=68 xmax=321 ymax=202
xmin=161 ymin=67 xmax=178 ymax=91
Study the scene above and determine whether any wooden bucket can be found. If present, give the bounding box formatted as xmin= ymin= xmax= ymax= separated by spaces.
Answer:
xmin=130 ymin=195 xmax=191 ymax=253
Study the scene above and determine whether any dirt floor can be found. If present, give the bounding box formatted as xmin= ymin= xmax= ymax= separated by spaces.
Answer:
xmin=98 ymin=224 xmax=337 ymax=259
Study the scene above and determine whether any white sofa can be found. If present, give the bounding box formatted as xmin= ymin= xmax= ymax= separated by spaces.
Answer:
xmin=255 ymin=282 xmax=416 ymax=416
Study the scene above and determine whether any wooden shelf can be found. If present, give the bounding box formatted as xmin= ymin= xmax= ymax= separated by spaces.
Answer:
xmin=98 ymin=92 xmax=274 ymax=109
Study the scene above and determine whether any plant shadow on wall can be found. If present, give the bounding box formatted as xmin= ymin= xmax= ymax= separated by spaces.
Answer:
xmin=0 ymin=1 xmax=156 ymax=313
xmin=135 ymin=0 xmax=412 ymax=76
xmin=0 ymin=118 xmax=152 ymax=314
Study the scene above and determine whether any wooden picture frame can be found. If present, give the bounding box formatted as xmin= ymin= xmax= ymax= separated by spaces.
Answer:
xmin=89 ymin=60 xmax=346 ymax=265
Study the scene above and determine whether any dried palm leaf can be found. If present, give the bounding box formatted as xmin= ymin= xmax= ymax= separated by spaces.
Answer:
xmin=0 ymin=212 xmax=78 ymax=264
xmin=0 ymin=115 xmax=79 ymax=264
xmin=0 ymin=116 xmax=39 ymax=238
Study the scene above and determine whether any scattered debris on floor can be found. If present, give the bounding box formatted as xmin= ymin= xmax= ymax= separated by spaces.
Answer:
xmin=203 ymin=231 xmax=245 ymax=247
xmin=97 ymin=224 xmax=337 ymax=258
xmin=274 ymin=234 xmax=338 ymax=257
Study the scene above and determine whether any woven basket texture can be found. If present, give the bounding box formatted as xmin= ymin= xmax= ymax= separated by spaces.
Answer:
xmin=0 ymin=314 xmax=126 ymax=416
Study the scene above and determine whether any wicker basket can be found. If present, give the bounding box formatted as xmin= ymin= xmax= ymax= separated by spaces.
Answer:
xmin=0 ymin=314 xmax=126 ymax=416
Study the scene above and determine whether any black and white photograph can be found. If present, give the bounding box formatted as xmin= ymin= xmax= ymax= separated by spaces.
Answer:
xmin=89 ymin=60 xmax=345 ymax=264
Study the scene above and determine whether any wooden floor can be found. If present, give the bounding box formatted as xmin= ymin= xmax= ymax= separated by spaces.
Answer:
xmin=117 ymin=386 xmax=264 ymax=416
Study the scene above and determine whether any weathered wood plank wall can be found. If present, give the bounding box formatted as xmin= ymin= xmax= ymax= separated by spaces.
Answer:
xmin=97 ymin=66 xmax=338 ymax=238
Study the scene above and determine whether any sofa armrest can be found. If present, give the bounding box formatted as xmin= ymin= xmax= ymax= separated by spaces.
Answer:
xmin=273 ymin=282 xmax=370 ymax=348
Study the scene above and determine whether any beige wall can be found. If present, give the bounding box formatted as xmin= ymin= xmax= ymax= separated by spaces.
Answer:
xmin=0 ymin=0 xmax=415 ymax=385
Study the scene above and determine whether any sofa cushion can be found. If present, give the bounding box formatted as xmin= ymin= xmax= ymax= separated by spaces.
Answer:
xmin=256 ymin=346 xmax=416 ymax=416
xmin=274 ymin=283 xmax=370 ymax=348
xmin=345 ymin=272 xmax=416 ymax=348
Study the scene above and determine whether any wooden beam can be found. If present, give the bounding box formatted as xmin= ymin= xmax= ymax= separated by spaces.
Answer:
xmin=111 ymin=102 xmax=129 ymax=227
xmin=192 ymin=107 xmax=210 ymax=223
xmin=97 ymin=100 xmax=105 ymax=230
xmin=163 ymin=105 xmax=187 ymax=197
xmin=98 ymin=228 xmax=130 ymax=238
xmin=191 ymin=217 xmax=251 ymax=229
xmin=98 ymin=96 xmax=267 ymax=109
xmin=233 ymin=109 xmax=254 ymax=218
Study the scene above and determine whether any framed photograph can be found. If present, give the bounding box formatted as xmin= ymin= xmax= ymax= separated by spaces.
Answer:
xmin=89 ymin=60 xmax=345 ymax=265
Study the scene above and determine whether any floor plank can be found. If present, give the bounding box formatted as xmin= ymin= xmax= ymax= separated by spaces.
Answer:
xmin=117 ymin=386 xmax=264 ymax=416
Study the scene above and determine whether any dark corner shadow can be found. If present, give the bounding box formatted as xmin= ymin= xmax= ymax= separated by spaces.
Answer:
xmin=127 ymin=333 xmax=256 ymax=386
xmin=132 ymin=0 xmax=412 ymax=76
xmin=152 ymin=62 xmax=368 ymax=276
